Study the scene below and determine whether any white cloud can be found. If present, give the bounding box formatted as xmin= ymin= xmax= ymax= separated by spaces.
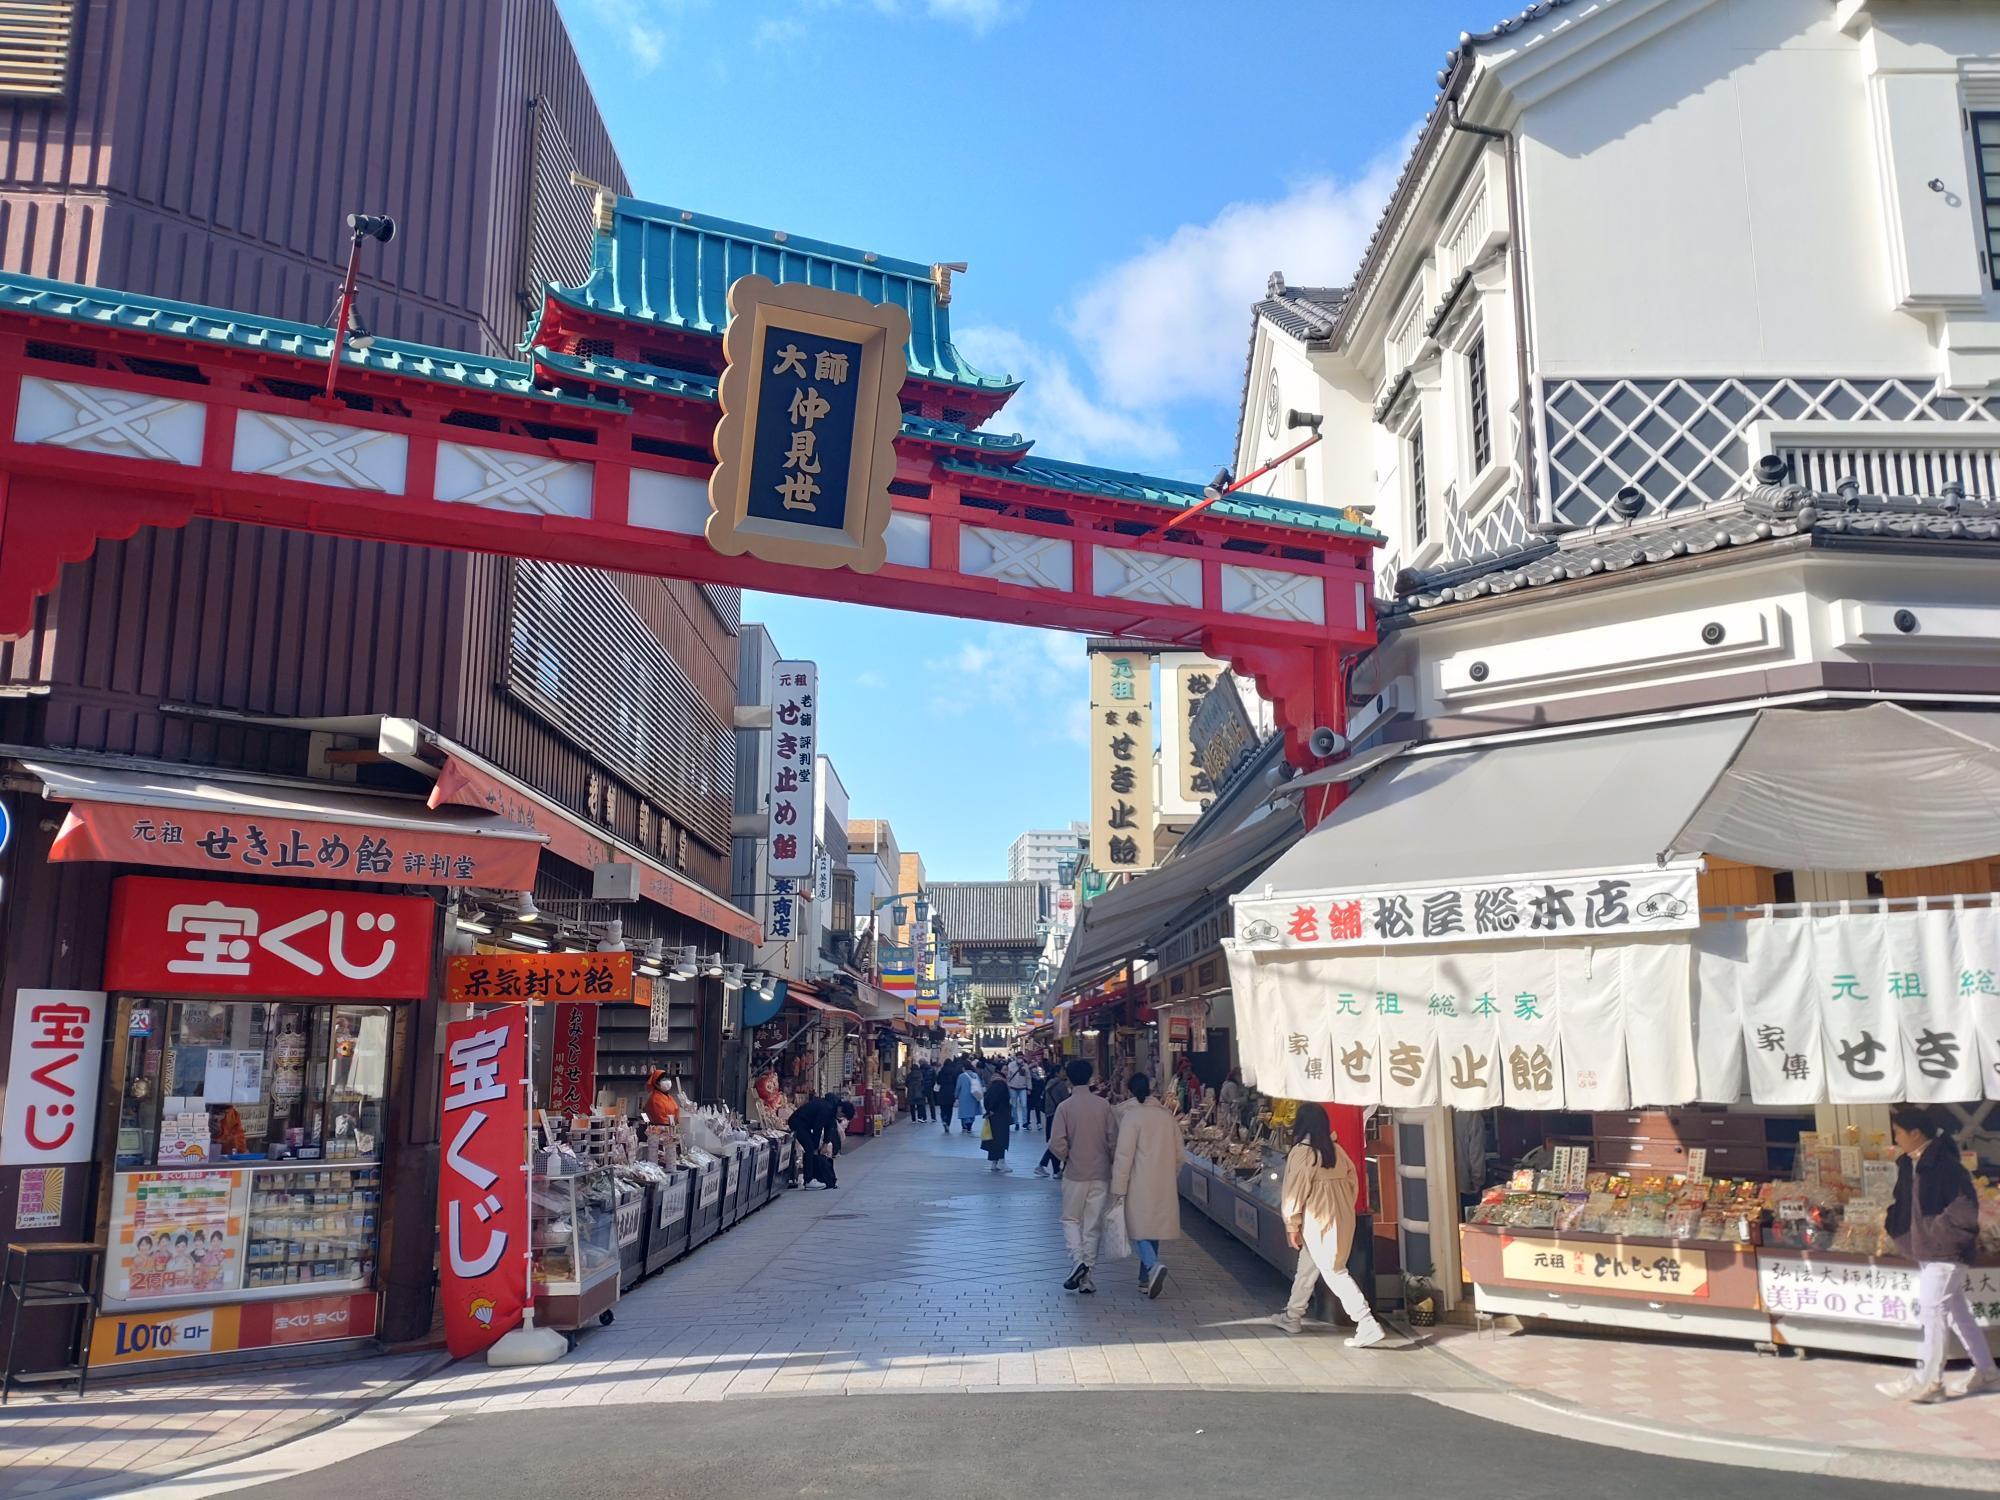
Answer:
xmin=753 ymin=14 xmax=806 ymax=45
xmin=854 ymin=668 xmax=887 ymax=689
xmin=955 ymin=324 xmax=1178 ymax=470
xmin=921 ymin=0 xmax=1016 ymax=32
xmin=574 ymin=0 xmax=673 ymax=69
xmin=1067 ymin=150 xmax=1410 ymax=411
xmin=925 ymin=626 xmax=1088 ymax=742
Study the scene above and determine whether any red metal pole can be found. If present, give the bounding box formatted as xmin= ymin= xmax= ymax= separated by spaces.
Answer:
xmin=322 ymin=234 xmax=363 ymax=403
xmin=1139 ymin=430 xmax=1324 ymax=539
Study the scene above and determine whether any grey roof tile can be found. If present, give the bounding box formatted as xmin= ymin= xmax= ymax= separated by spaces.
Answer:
xmin=927 ymin=881 xmax=1048 ymax=946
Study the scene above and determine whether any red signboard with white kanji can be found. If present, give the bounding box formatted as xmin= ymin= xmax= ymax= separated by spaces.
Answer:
xmin=103 ymin=877 xmax=435 ymax=1000
xmin=547 ymin=1002 xmax=599 ymax=1117
xmin=438 ymin=1008 xmax=529 ymax=1359
xmin=444 ymin=952 xmax=634 ymax=1004
xmin=51 ymin=800 xmax=541 ymax=891
xmin=0 ymin=989 xmax=108 ymax=1166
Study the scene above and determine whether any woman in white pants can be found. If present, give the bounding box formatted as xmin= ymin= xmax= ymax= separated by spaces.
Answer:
xmin=1878 ymin=1106 xmax=1999 ymax=1403
xmin=1274 ymin=1101 xmax=1386 ymax=1347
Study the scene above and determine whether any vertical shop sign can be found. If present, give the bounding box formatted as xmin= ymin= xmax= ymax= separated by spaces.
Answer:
xmin=1 ymin=989 xmax=107 ymax=1166
xmin=437 ymin=1009 xmax=529 ymax=1359
xmin=1088 ymin=649 xmax=1156 ymax=873
xmin=547 ymin=1002 xmax=599 ymax=1117
xmin=1168 ymin=659 xmax=1224 ymax=806
xmin=767 ymin=660 xmax=817 ymax=880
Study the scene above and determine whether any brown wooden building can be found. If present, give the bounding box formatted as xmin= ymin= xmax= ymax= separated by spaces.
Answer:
xmin=0 ymin=0 xmax=752 ymax=1367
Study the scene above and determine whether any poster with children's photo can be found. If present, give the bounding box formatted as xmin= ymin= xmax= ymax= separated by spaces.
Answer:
xmin=105 ymin=1169 xmax=247 ymax=1305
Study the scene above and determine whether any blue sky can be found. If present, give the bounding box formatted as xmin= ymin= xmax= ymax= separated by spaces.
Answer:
xmin=560 ymin=0 xmax=1473 ymax=877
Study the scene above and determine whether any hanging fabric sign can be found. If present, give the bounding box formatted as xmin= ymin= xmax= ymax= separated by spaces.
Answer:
xmin=1225 ymin=937 xmax=1694 ymax=1110
xmin=437 ymin=1008 xmax=529 ymax=1360
xmin=547 ymin=1002 xmax=599 ymax=1117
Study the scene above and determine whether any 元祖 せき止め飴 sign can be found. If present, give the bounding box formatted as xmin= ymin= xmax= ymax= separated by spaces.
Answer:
xmin=706 ymin=276 xmax=908 ymax=574
xmin=438 ymin=1009 xmax=529 ymax=1359
xmin=765 ymin=660 xmax=817 ymax=881
xmin=104 ymin=877 xmax=435 ymax=1000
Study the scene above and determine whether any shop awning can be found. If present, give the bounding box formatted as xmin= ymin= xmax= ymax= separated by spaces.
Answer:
xmin=787 ymin=988 xmax=862 ymax=1024
xmin=151 ymin=706 xmax=761 ymax=942
xmin=846 ymin=978 xmax=907 ymax=1024
xmin=1666 ymin=703 xmax=2000 ymax=870
xmin=19 ymin=753 xmax=543 ymax=890
xmin=1055 ymin=810 xmax=1302 ymax=997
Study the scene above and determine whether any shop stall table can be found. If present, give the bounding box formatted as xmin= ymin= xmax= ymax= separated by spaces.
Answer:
xmin=688 ymin=1158 xmax=724 ymax=1250
xmin=1758 ymin=1249 xmax=2000 ymax=1359
xmin=614 ymin=1178 xmax=647 ymax=1292
xmin=643 ymin=1170 xmax=692 ymax=1275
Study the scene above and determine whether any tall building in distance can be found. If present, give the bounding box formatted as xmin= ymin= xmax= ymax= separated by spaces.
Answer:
xmin=1008 ymin=822 xmax=1089 ymax=887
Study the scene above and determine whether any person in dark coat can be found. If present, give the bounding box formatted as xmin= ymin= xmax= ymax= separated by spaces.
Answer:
xmin=1027 ymin=1063 xmax=1048 ymax=1128
xmin=1879 ymin=1106 xmax=1998 ymax=1402
xmin=791 ymin=1093 xmax=853 ymax=1189
xmin=935 ymin=1057 xmax=961 ymax=1134
xmin=982 ymin=1068 xmax=1013 ymax=1173
xmin=1036 ymin=1065 xmax=1072 ymax=1178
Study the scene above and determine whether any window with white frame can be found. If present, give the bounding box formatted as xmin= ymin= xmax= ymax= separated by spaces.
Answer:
xmin=1467 ymin=333 xmax=1492 ymax=475
xmin=1408 ymin=422 xmax=1428 ymax=547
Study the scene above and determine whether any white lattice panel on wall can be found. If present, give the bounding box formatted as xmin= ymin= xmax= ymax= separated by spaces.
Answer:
xmin=1544 ymin=377 xmax=2000 ymax=527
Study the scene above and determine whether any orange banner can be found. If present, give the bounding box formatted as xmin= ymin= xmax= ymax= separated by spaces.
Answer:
xmin=52 ymin=801 xmax=539 ymax=890
xmin=446 ymin=952 xmax=634 ymax=1003
xmin=430 ymin=754 xmax=759 ymax=943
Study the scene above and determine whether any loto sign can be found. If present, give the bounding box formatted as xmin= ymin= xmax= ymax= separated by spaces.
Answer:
xmin=437 ymin=1009 xmax=529 ymax=1359
xmin=104 ymin=876 xmax=435 ymax=999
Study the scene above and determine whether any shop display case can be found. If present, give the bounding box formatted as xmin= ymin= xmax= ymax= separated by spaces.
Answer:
xmin=531 ymin=1168 xmax=619 ymax=1331
xmin=243 ymin=1163 xmax=380 ymax=1293
xmin=644 ymin=1169 xmax=693 ymax=1274
xmin=688 ymin=1156 xmax=724 ymax=1249
xmin=613 ymin=1176 xmax=647 ymax=1292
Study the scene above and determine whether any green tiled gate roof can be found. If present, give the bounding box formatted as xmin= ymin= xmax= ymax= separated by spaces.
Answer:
xmin=545 ymin=196 xmax=1018 ymax=397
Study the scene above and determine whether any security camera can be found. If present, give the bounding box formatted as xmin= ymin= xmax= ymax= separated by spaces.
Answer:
xmin=346 ymin=213 xmax=396 ymax=244
xmin=1307 ymin=725 xmax=1348 ymax=759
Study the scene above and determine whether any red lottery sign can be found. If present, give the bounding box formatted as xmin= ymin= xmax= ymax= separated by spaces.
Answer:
xmin=104 ymin=877 xmax=435 ymax=1000
xmin=1 ymin=989 xmax=108 ymax=1167
xmin=438 ymin=1008 xmax=529 ymax=1359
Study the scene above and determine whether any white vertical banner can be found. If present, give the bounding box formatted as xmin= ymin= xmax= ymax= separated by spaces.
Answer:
xmin=1493 ymin=949 xmax=1564 ymax=1110
xmin=1737 ymin=918 xmax=1822 ymax=1106
xmin=1 ymin=990 xmax=108 ymax=1166
xmin=1375 ymin=986 xmax=1438 ymax=1110
xmin=766 ymin=660 xmax=817 ymax=879
xmin=1692 ymin=919 xmax=1750 ymax=1104
xmin=1265 ymin=954 xmax=1339 ymax=1100
xmin=1893 ymin=910 xmax=1982 ymax=1104
xmin=1963 ymin=906 xmax=2000 ymax=1101
xmin=1433 ymin=947 xmax=1505 ymax=1110
xmin=1810 ymin=912 xmax=1903 ymax=1104
xmin=1624 ymin=938 xmax=1697 ymax=1106
xmin=1560 ymin=946 xmax=1630 ymax=1110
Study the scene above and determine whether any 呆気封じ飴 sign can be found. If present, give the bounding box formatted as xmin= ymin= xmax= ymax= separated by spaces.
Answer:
xmin=445 ymin=951 xmax=633 ymax=1004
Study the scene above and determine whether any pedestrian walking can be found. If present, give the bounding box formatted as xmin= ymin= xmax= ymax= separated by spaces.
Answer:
xmin=983 ymin=1066 xmax=1013 ymax=1173
xmin=1273 ymin=1101 xmax=1387 ymax=1347
xmin=1027 ymin=1062 xmax=1047 ymax=1129
xmin=1111 ymin=1073 xmax=1184 ymax=1298
xmin=1878 ymin=1106 xmax=1999 ymax=1402
xmin=1006 ymin=1055 xmax=1030 ymax=1129
xmin=955 ymin=1061 xmax=983 ymax=1135
xmin=911 ymin=1060 xmax=934 ymax=1122
xmin=1035 ymin=1063 xmax=1072 ymax=1177
xmin=1048 ymin=1058 xmax=1119 ymax=1294
xmin=935 ymin=1056 xmax=958 ymax=1131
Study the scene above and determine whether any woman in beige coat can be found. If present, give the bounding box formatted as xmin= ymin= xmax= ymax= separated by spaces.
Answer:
xmin=1275 ymin=1100 xmax=1386 ymax=1346
xmin=1111 ymin=1073 xmax=1184 ymax=1298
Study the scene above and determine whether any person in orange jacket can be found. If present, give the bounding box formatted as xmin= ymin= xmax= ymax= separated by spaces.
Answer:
xmin=643 ymin=1069 xmax=680 ymax=1127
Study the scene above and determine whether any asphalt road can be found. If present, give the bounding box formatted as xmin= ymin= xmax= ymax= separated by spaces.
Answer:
xmin=226 ymin=1392 xmax=1984 ymax=1500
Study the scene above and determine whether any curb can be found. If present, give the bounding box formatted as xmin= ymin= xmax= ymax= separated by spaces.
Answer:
xmin=1417 ymin=1324 xmax=2000 ymax=1491
xmin=36 ymin=1350 xmax=460 ymax=1500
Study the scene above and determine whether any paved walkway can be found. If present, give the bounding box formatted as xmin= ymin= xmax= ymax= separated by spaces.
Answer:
xmin=7 ymin=1120 xmax=2000 ymax=1496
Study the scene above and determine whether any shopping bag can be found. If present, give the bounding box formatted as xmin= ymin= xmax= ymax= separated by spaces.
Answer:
xmin=980 ymin=1117 xmax=993 ymax=1142
xmin=1100 ymin=1202 xmax=1133 ymax=1261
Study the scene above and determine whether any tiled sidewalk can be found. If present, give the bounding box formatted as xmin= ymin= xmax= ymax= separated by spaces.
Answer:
xmin=1431 ymin=1319 xmax=2000 ymax=1469
xmin=0 ymin=1353 xmax=439 ymax=1499
xmin=12 ymin=1121 xmax=2000 ymax=1497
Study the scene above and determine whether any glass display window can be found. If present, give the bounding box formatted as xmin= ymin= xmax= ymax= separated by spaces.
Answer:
xmin=116 ymin=999 xmax=392 ymax=1169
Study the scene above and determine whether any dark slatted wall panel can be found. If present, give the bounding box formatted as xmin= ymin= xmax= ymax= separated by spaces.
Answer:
xmin=31 ymin=519 xmax=463 ymax=764
xmin=522 ymin=99 xmax=594 ymax=309
xmin=502 ymin=560 xmax=733 ymax=852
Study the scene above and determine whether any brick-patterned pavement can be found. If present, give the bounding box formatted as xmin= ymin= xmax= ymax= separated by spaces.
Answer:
xmin=8 ymin=1121 xmax=2000 ymax=1497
